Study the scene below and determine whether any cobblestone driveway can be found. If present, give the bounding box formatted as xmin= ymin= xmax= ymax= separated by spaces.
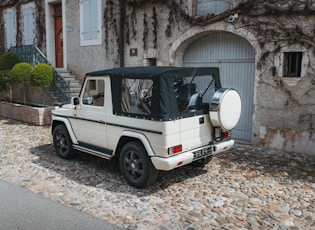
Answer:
xmin=0 ymin=118 xmax=314 ymax=229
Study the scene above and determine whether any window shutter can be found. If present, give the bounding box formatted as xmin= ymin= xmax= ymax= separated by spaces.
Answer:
xmin=82 ymin=0 xmax=91 ymax=40
xmin=90 ymin=0 xmax=98 ymax=40
xmin=80 ymin=0 xmax=102 ymax=45
xmin=23 ymin=6 xmax=35 ymax=45
xmin=5 ymin=11 xmax=16 ymax=49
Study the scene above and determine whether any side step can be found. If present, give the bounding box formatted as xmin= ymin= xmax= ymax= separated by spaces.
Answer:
xmin=73 ymin=144 xmax=114 ymax=160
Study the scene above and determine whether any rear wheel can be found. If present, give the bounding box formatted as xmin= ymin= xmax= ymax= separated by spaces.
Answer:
xmin=53 ymin=124 xmax=75 ymax=159
xmin=119 ymin=142 xmax=159 ymax=188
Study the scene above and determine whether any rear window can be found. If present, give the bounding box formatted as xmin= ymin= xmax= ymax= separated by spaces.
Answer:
xmin=174 ymin=74 xmax=216 ymax=117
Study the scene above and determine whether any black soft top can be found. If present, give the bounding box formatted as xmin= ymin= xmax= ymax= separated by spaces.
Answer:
xmin=87 ymin=66 xmax=177 ymax=78
xmin=87 ymin=66 xmax=220 ymax=84
xmin=86 ymin=66 xmax=222 ymax=121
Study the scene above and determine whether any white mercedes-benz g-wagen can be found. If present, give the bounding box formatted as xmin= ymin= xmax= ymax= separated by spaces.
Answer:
xmin=51 ymin=67 xmax=241 ymax=188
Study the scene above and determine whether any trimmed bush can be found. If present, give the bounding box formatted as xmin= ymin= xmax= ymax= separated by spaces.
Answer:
xmin=11 ymin=63 xmax=33 ymax=104
xmin=31 ymin=63 xmax=54 ymax=87
xmin=11 ymin=62 xmax=33 ymax=83
xmin=0 ymin=52 xmax=20 ymax=71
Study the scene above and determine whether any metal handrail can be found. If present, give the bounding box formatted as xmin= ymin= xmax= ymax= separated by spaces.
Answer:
xmin=9 ymin=45 xmax=70 ymax=103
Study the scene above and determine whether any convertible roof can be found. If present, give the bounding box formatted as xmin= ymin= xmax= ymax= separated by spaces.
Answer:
xmin=86 ymin=66 xmax=220 ymax=80
xmin=86 ymin=66 xmax=222 ymax=121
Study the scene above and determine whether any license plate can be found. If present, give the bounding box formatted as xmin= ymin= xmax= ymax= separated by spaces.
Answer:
xmin=193 ymin=147 xmax=212 ymax=160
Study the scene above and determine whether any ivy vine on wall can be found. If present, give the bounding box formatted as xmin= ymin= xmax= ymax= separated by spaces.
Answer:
xmin=0 ymin=10 xmax=5 ymax=53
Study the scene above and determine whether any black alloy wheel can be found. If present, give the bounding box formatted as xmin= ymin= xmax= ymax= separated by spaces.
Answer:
xmin=120 ymin=142 xmax=158 ymax=188
xmin=53 ymin=124 xmax=75 ymax=159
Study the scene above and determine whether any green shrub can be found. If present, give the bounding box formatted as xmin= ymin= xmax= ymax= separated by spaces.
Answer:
xmin=31 ymin=63 xmax=54 ymax=87
xmin=0 ymin=52 xmax=20 ymax=71
xmin=11 ymin=63 xmax=33 ymax=104
xmin=0 ymin=70 xmax=11 ymax=94
xmin=11 ymin=62 xmax=33 ymax=83
xmin=0 ymin=69 xmax=11 ymax=82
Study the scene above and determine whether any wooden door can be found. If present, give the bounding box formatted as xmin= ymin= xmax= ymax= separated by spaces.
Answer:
xmin=54 ymin=7 xmax=63 ymax=68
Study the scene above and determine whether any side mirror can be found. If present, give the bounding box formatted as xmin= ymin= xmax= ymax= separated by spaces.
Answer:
xmin=72 ymin=97 xmax=80 ymax=105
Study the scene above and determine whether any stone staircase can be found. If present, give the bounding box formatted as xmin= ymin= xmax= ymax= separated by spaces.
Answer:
xmin=48 ymin=71 xmax=82 ymax=105
xmin=60 ymin=71 xmax=82 ymax=98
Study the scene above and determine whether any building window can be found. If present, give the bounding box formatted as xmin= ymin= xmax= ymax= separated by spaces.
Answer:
xmin=22 ymin=3 xmax=35 ymax=45
xmin=4 ymin=9 xmax=16 ymax=49
xmin=196 ymin=0 xmax=232 ymax=16
xmin=80 ymin=0 xmax=102 ymax=46
xmin=147 ymin=58 xmax=157 ymax=66
xmin=283 ymin=52 xmax=303 ymax=78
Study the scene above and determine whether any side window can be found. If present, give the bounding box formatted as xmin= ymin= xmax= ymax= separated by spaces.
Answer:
xmin=121 ymin=78 xmax=153 ymax=115
xmin=82 ymin=79 xmax=105 ymax=106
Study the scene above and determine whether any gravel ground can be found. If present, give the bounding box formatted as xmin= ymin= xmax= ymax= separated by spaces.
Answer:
xmin=0 ymin=117 xmax=314 ymax=229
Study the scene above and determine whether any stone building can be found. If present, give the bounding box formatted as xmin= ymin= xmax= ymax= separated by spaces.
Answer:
xmin=1 ymin=0 xmax=315 ymax=154
xmin=0 ymin=0 xmax=45 ymax=53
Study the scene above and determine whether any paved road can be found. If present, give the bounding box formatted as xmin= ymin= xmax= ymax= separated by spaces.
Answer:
xmin=0 ymin=180 xmax=121 ymax=230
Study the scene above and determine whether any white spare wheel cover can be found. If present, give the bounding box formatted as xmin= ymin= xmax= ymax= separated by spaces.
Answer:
xmin=209 ymin=88 xmax=242 ymax=131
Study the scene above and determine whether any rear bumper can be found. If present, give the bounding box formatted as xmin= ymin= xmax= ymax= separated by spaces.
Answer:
xmin=151 ymin=139 xmax=234 ymax=171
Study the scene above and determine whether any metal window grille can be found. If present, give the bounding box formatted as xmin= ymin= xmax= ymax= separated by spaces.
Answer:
xmin=284 ymin=52 xmax=302 ymax=78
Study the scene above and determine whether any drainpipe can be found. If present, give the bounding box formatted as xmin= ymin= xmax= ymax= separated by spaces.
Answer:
xmin=119 ymin=0 xmax=125 ymax=67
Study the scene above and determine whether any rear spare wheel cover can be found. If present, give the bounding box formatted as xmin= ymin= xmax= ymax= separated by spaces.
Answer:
xmin=209 ymin=88 xmax=242 ymax=130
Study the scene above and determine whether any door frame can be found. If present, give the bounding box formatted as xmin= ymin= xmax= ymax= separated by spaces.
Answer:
xmin=45 ymin=0 xmax=67 ymax=71
xmin=54 ymin=10 xmax=63 ymax=68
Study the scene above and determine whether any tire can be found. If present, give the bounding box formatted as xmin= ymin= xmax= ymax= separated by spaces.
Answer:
xmin=190 ymin=156 xmax=213 ymax=167
xmin=119 ymin=142 xmax=159 ymax=188
xmin=53 ymin=124 xmax=75 ymax=159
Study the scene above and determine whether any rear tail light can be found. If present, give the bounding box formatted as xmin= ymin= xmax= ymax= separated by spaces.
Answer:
xmin=223 ymin=131 xmax=230 ymax=139
xmin=168 ymin=145 xmax=182 ymax=155
xmin=214 ymin=127 xmax=231 ymax=142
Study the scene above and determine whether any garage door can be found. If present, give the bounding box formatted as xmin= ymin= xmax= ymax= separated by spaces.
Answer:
xmin=183 ymin=31 xmax=255 ymax=142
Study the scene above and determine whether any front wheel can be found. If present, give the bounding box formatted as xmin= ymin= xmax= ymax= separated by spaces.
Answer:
xmin=119 ymin=142 xmax=159 ymax=188
xmin=53 ymin=124 xmax=75 ymax=159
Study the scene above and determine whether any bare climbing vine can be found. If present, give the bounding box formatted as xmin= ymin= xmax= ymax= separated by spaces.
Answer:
xmin=122 ymin=0 xmax=315 ymax=135
xmin=0 ymin=0 xmax=46 ymax=53
xmin=0 ymin=10 xmax=5 ymax=53
xmin=103 ymin=0 xmax=120 ymax=66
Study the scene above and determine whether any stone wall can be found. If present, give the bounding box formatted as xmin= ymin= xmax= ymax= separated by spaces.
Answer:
xmin=2 ymin=0 xmax=314 ymax=154
xmin=100 ymin=0 xmax=315 ymax=154
xmin=0 ymin=0 xmax=46 ymax=53
xmin=0 ymin=101 xmax=52 ymax=125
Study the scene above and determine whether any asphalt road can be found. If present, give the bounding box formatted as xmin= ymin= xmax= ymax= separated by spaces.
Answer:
xmin=0 ymin=180 xmax=121 ymax=230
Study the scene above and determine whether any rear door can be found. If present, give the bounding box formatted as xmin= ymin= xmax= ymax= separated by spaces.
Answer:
xmin=180 ymin=115 xmax=212 ymax=150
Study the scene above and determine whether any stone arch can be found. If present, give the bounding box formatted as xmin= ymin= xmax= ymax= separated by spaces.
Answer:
xmin=169 ymin=24 xmax=261 ymax=142
xmin=169 ymin=23 xmax=261 ymax=66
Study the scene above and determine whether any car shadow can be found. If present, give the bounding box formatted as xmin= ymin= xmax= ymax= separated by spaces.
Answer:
xmin=216 ymin=144 xmax=315 ymax=183
xmin=29 ymin=144 xmax=209 ymax=196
